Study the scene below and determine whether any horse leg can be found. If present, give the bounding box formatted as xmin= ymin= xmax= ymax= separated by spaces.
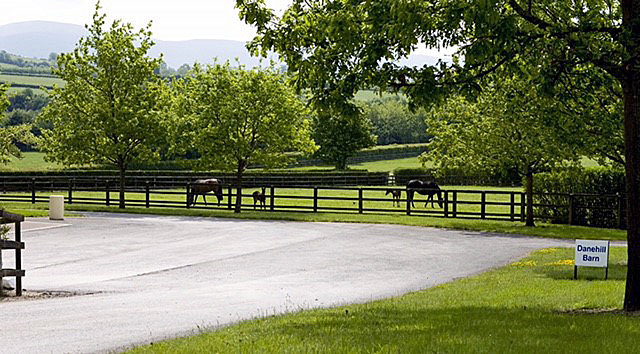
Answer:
xmin=408 ymin=190 xmax=416 ymax=208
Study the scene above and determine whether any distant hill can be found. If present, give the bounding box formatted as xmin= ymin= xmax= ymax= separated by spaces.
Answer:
xmin=0 ymin=20 xmax=445 ymax=69
xmin=0 ymin=21 xmax=275 ymax=69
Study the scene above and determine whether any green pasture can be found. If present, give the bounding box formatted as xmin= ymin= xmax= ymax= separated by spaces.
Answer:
xmin=2 ymin=184 xmax=626 ymax=241
xmin=0 ymin=152 xmax=66 ymax=171
xmin=0 ymin=152 xmax=604 ymax=174
xmin=353 ymin=89 xmax=404 ymax=101
xmin=0 ymin=73 xmax=64 ymax=88
xmin=129 ymin=247 xmax=632 ymax=353
xmin=10 ymin=185 xmax=523 ymax=218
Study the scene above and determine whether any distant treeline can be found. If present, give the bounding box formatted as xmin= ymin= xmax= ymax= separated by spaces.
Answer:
xmin=0 ymin=50 xmax=56 ymax=76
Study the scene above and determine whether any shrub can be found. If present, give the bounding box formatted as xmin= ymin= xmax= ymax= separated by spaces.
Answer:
xmin=533 ymin=167 xmax=625 ymax=228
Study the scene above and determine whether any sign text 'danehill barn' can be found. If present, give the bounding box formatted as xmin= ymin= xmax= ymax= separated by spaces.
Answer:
xmin=575 ymin=240 xmax=610 ymax=268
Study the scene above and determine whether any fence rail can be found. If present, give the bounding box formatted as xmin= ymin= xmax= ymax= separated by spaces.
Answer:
xmin=0 ymin=179 xmax=626 ymax=229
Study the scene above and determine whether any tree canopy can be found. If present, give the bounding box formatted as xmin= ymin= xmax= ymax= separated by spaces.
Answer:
xmin=423 ymin=75 xmax=580 ymax=225
xmin=311 ymin=106 xmax=376 ymax=170
xmin=236 ymin=0 xmax=640 ymax=311
xmin=362 ymin=96 xmax=429 ymax=145
xmin=38 ymin=3 xmax=168 ymax=208
xmin=171 ymin=63 xmax=317 ymax=212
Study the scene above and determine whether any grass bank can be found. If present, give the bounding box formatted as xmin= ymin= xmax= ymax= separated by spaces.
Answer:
xmin=128 ymin=247 xmax=632 ymax=353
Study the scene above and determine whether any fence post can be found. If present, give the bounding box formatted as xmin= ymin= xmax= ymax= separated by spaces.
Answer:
xmin=31 ymin=178 xmax=36 ymax=204
xmin=406 ymin=189 xmax=411 ymax=216
xmin=480 ymin=191 xmax=486 ymax=219
xmin=358 ymin=188 xmax=363 ymax=214
xmin=568 ymin=194 xmax=575 ymax=225
xmin=68 ymin=179 xmax=74 ymax=205
xmin=270 ymin=186 xmax=275 ymax=211
xmin=313 ymin=187 xmax=318 ymax=213
xmin=444 ymin=191 xmax=449 ymax=218
xmin=510 ymin=192 xmax=515 ymax=221
xmin=106 ymin=180 xmax=110 ymax=206
xmin=185 ymin=182 xmax=190 ymax=209
xmin=520 ymin=193 xmax=526 ymax=222
xmin=228 ymin=186 xmax=233 ymax=210
xmin=145 ymin=181 xmax=150 ymax=208
xmin=452 ymin=191 xmax=457 ymax=218
xmin=617 ymin=193 xmax=625 ymax=229
xmin=15 ymin=220 xmax=22 ymax=296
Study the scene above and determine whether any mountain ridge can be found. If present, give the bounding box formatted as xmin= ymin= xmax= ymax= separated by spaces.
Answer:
xmin=0 ymin=20 xmax=443 ymax=69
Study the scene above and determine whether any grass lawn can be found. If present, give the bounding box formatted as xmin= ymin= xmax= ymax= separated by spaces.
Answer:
xmin=128 ymin=247 xmax=632 ymax=353
xmin=351 ymin=156 xmax=429 ymax=172
xmin=0 ymin=152 xmax=65 ymax=171
xmin=0 ymin=73 xmax=64 ymax=87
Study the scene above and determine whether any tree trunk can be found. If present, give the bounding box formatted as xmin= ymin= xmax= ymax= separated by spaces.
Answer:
xmin=524 ymin=171 xmax=535 ymax=227
xmin=118 ymin=165 xmax=126 ymax=209
xmin=621 ymin=0 xmax=640 ymax=312
xmin=622 ymin=61 xmax=640 ymax=311
xmin=234 ymin=161 xmax=246 ymax=213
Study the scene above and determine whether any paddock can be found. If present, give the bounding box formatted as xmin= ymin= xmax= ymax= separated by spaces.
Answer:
xmin=0 ymin=180 xmax=627 ymax=227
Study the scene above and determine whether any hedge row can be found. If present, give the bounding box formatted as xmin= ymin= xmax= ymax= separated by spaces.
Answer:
xmin=0 ymin=170 xmax=389 ymax=188
xmin=532 ymin=167 xmax=626 ymax=228
xmin=393 ymin=167 xmax=521 ymax=187
xmin=293 ymin=144 xmax=428 ymax=167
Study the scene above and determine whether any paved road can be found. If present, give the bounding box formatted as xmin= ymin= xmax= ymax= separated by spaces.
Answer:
xmin=1 ymin=213 xmax=573 ymax=353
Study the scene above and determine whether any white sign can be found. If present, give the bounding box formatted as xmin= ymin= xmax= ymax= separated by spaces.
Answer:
xmin=575 ymin=240 xmax=610 ymax=268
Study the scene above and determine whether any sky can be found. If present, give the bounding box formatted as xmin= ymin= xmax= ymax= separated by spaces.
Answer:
xmin=1 ymin=0 xmax=452 ymax=57
xmin=1 ymin=0 xmax=291 ymax=42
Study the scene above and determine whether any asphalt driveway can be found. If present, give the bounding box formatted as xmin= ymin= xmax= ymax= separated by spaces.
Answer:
xmin=1 ymin=213 xmax=573 ymax=353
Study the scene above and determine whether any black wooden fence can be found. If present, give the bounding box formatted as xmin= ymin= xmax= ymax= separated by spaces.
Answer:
xmin=0 ymin=178 xmax=626 ymax=228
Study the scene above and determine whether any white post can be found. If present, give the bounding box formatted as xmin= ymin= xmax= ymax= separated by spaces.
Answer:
xmin=49 ymin=195 xmax=64 ymax=220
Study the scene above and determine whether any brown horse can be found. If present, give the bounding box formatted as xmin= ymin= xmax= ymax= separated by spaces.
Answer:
xmin=406 ymin=180 xmax=443 ymax=208
xmin=252 ymin=187 xmax=266 ymax=210
xmin=385 ymin=189 xmax=402 ymax=207
xmin=187 ymin=179 xmax=223 ymax=207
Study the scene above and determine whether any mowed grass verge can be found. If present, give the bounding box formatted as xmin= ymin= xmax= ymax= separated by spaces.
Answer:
xmin=128 ymin=247 xmax=633 ymax=353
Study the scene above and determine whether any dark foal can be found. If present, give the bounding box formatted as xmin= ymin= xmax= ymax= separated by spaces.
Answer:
xmin=252 ymin=187 xmax=267 ymax=210
xmin=385 ymin=189 xmax=402 ymax=207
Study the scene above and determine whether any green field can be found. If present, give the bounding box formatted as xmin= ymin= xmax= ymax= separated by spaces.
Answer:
xmin=0 ymin=152 xmax=65 ymax=171
xmin=7 ymin=152 xmax=427 ymax=173
xmin=128 ymin=247 xmax=632 ymax=353
xmin=2 ymin=183 xmax=626 ymax=241
xmin=353 ymin=89 xmax=405 ymax=101
xmin=0 ymin=73 xmax=64 ymax=88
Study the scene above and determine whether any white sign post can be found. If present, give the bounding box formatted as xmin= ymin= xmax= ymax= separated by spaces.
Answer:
xmin=574 ymin=239 xmax=610 ymax=280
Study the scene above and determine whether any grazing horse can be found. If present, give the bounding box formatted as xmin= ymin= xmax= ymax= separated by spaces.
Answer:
xmin=406 ymin=180 xmax=443 ymax=208
xmin=385 ymin=189 xmax=402 ymax=207
xmin=252 ymin=187 xmax=267 ymax=210
xmin=187 ymin=179 xmax=223 ymax=207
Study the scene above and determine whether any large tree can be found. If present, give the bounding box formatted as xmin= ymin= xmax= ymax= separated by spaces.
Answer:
xmin=311 ymin=105 xmax=376 ymax=170
xmin=362 ymin=96 xmax=429 ymax=145
xmin=38 ymin=4 xmax=168 ymax=208
xmin=423 ymin=75 xmax=579 ymax=226
xmin=171 ymin=63 xmax=317 ymax=212
xmin=236 ymin=0 xmax=640 ymax=311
